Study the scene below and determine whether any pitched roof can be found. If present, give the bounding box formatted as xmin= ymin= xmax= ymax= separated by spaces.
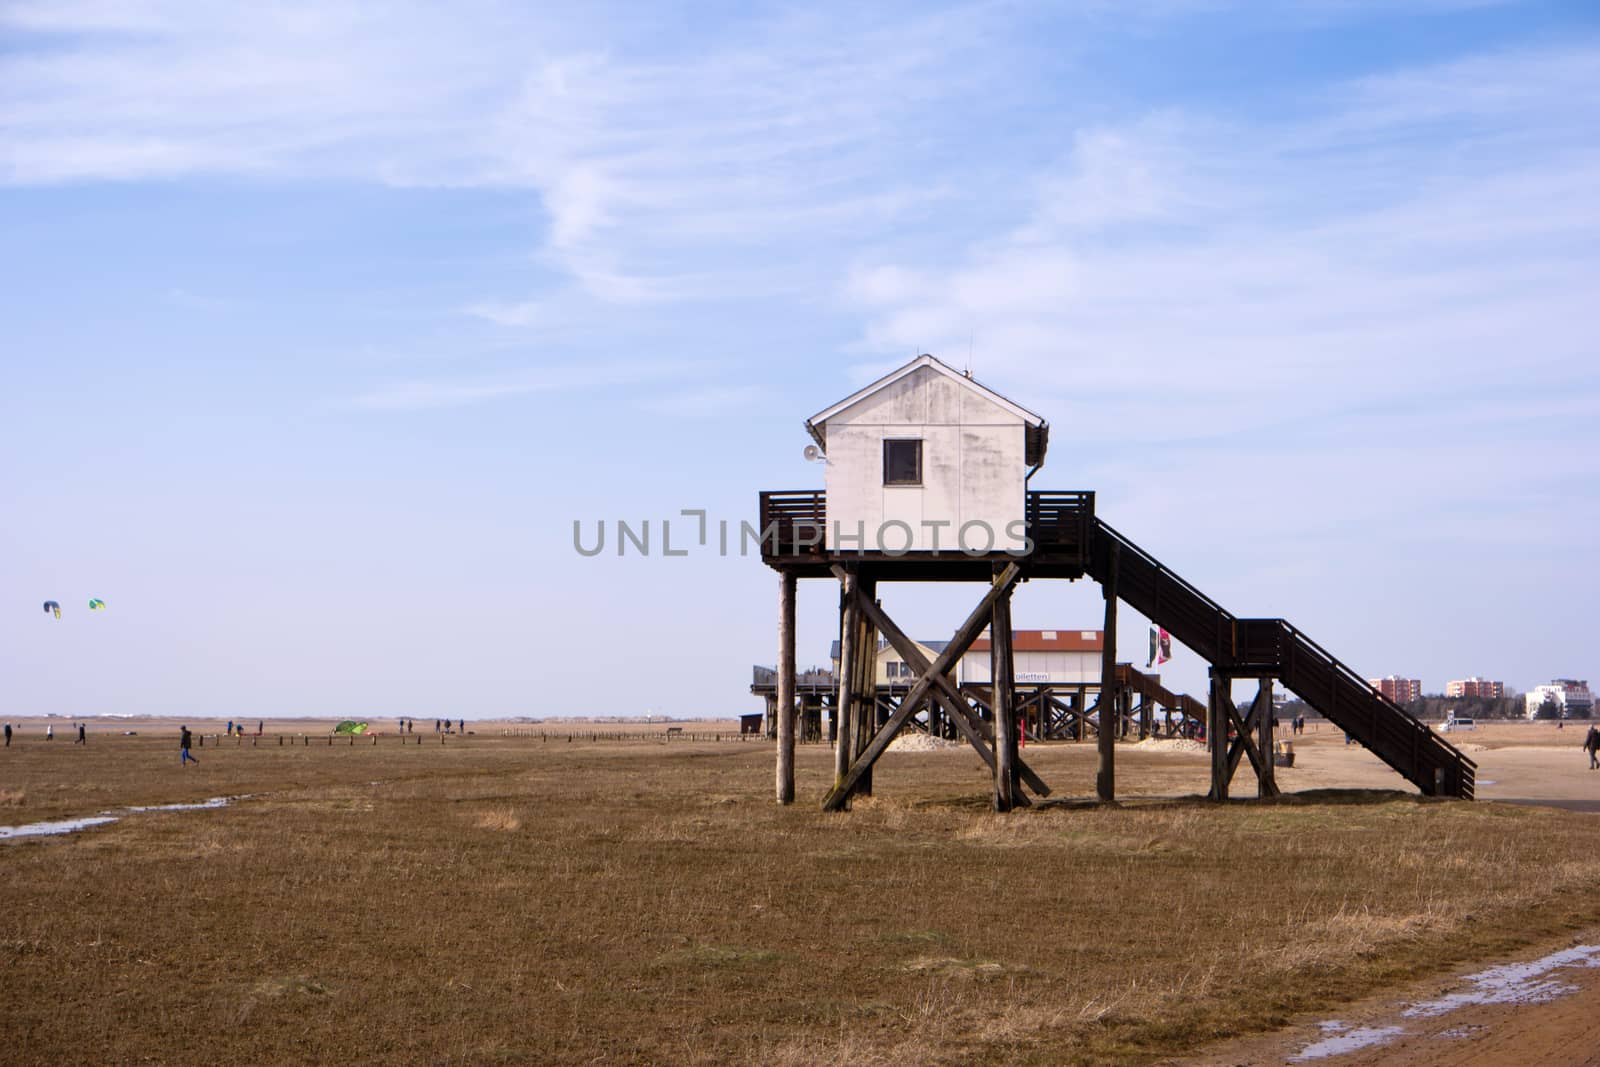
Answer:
xmin=831 ymin=630 xmax=1102 ymax=659
xmin=830 ymin=638 xmax=948 ymax=661
xmin=969 ymin=630 xmax=1103 ymax=653
xmin=805 ymin=353 xmax=1049 ymax=466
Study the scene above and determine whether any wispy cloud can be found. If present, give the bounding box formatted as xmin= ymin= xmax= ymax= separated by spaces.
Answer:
xmin=844 ymin=43 xmax=1600 ymax=412
xmin=0 ymin=2 xmax=992 ymax=308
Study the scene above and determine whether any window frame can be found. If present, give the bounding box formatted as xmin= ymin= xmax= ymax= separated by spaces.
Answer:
xmin=882 ymin=437 xmax=923 ymax=487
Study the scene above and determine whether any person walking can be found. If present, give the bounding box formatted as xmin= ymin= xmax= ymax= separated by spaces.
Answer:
xmin=76 ymin=723 xmax=86 ymax=745
xmin=458 ymin=718 xmax=465 ymax=735
xmin=46 ymin=723 xmax=53 ymax=741
xmin=1584 ymin=724 xmax=1600 ymax=771
xmin=180 ymin=725 xmax=199 ymax=766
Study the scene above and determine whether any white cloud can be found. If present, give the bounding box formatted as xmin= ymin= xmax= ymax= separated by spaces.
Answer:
xmin=844 ymin=43 xmax=1600 ymax=419
xmin=0 ymin=2 xmax=994 ymax=308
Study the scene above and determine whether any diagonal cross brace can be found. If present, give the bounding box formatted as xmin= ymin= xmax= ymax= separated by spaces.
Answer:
xmin=866 ymin=597 xmax=1049 ymax=801
xmin=821 ymin=563 xmax=1049 ymax=810
xmin=821 ymin=563 xmax=1016 ymax=808
xmin=1223 ymin=695 xmax=1269 ymax=784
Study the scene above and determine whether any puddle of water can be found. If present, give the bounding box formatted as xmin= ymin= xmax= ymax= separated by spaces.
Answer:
xmin=1401 ymin=944 xmax=1600 ymax=1018
xmin=1 ymin=795 xmax=247 ymax=841
xmin=1288 ymin=944 xmax=1600 ymax=1061
xmin=126 ymin=796 xmax=234 ymax=813
xmin=0 ymin=816 xmax=120 ymax=840
xmin=1288 ymin=1022 xmax=1406 ymax=1062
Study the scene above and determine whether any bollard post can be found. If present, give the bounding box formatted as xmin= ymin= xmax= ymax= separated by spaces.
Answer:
xmin=279 ymin=736 xmax=284 ymax=746
xmin=199 ymin=735 xmax=205 ymax=748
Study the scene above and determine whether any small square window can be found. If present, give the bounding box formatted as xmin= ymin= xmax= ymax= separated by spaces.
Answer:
xmin=883 ymin=439 xmax=922 ymax=486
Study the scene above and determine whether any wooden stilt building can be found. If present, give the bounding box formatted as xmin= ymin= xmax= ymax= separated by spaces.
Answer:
xmin=761 ymin=354 xmax=1476 ymax=809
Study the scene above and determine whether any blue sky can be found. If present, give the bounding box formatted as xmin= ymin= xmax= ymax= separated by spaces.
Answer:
xmin=3 ymin=1 xmax=1597 ymax=718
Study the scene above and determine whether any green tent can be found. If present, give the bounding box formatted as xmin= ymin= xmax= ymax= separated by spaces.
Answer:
xmin=333 ymin=720 xmax=369 ymax=735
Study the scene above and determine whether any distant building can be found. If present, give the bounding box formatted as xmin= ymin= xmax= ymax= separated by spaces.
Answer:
xmin=1524 ymin=680 xmax=1594 ymax=719
xmin=830 ymin=629 xmax=1103 ymax=686
xmin=964 ymin=629 xmax=1103 ymax=685
xmin=1369 ymin=675 xmax=1422 ymax=704
xmin=1446 ymin=677 xmax=1504 ymax=699
xmin=829 ymin=637 xmax=951 ymax=686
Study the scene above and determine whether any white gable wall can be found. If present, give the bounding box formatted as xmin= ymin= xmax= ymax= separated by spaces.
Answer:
xmin=823 ymin=366 xmax=1027 ymax=553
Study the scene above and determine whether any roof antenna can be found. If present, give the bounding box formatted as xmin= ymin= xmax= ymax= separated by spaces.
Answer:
xmin=965 ymin=330 xmax=974 ymax=378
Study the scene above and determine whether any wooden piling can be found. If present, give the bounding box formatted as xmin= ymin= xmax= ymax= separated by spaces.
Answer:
xmin=1097 ymin=542 xmax=1120 ymax=802
xmin=1209 ymin=670 xmax=1229 ymax=801
xmin=1254 ymin=679 xmax=1276 ymax=797
xmin=991 ymin=575 xmax=1017 ymax=812
xmin=776 ymin=569 xmax=798 ymax=805
xmin=833 ymin=568 xmax=860 ymax=798
xmin=852 ymin=574 xmax=879 ymax=798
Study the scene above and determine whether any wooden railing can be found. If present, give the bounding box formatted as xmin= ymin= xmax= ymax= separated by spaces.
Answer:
xmin=755 ymin=489 xmax=1096 ymax=558
xmin=758 ymin=491 xmax=826 ymax=556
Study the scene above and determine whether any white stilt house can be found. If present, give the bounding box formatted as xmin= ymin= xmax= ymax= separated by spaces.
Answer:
xmin=804 ymin=354 xmax=1049 ymax=554
xmin=764 ymin=353 xmax=1478 ymax=813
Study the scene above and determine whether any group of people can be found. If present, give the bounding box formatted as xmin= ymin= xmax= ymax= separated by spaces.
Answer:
xmin=3 ymin=722 xmax=87 ymax=745
xmin=401 ymin=718 xmax=466 ymax=735
xmin=224 ymin=720 xmax=262 ymax=738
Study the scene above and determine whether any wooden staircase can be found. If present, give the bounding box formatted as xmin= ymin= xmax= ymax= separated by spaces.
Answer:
xmin=1087 ymin=520 xmax=1475 ymax=799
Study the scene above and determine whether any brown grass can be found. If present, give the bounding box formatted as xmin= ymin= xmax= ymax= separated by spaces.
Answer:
xmin=2 ymin=734 xmax=1599 ymax=1065
xmin=0 ymin=788 xmax=24 ymax=806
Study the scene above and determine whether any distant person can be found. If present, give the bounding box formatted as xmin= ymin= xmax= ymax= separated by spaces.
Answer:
xmin=458 ymin=718 xmax=465 ymax=734
xmin=257 ymin=720 xmax=263 ymax=736
xmin=227 ymin=719 xmax=234 ymax=738
xmin=76 ymin=723 xmax=86 ymax=745
xmin=1585 ymin=725 xmax=1600 ymax=771
xmin=180 ymin=726 xmax=199 ymax=766
xmin=434 ymin=719 xmax=440 ymax=733
xmin=46 ymin=724 xmax=54 ymax=741
xmin=4 ymin=722 xmax=10 ymax=747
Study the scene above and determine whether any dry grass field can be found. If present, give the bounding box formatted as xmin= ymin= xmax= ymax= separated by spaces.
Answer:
xmin=4 ymin=724 xmax=1600 ymax=1066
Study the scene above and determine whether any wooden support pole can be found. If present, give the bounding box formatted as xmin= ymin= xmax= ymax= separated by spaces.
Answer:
xmin=853 ymin=574 xmax=879 ymax=797
xmin=776 ymin=570 xmax=798 ymax=805
xmin=1254 ymin=679 xmax=1277 ymax=798
xmin=1097 ymin=543 xmax=1120 ymax=802
xmin=992 ymin=576 xmax=1017 ymax=812
xmin=1209 ymin=670 xmax=1230 ymax=801
xmin=832 ymin=568 xmax=859 ymax=799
